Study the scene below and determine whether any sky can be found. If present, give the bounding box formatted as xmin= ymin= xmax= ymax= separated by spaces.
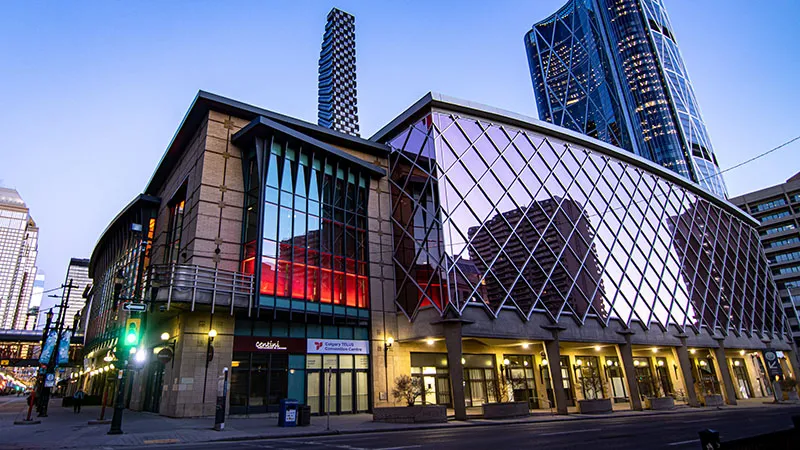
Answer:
xmin=1 ymin=0 xmax=799 ymax=317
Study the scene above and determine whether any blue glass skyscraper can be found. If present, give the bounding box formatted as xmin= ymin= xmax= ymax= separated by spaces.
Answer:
xmin=525 ymin=0 xmax=727 ymax=197
xmin=318 ymin=8 xmax=360 ymax=137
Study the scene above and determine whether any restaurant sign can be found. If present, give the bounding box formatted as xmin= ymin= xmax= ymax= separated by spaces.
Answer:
xmin=233 ymin=336 xmax=305 ymax=353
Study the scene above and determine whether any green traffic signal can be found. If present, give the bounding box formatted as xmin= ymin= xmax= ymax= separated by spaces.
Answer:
xmin=124 ymin=318 xmax=141 ymax=346
xmin=125 ymin=331 xmax=138 ymax=345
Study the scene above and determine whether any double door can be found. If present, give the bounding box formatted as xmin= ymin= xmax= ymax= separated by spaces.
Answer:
xmin=307 ymin=354 xmax=369 ymax=415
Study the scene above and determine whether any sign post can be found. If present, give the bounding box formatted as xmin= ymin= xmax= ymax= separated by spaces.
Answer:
xmin=214 ymin=367 xmax=228 ymax=431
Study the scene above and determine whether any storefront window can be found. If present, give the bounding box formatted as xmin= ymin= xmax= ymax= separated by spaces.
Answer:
xmin=633 ymin=357 xmax=656 ymax=399
xmin=603 ymin=356 xmax=627 ymax=401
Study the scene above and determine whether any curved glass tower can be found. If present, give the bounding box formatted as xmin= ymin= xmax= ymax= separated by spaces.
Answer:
xmin=525 ymin=0 xmax=727 ymax=198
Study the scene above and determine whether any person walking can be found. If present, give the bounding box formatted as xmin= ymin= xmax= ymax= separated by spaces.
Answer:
xmin=72 ymin=388 xmax=85 ymax=413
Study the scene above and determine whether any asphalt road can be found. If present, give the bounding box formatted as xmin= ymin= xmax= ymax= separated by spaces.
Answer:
xmin=142 ymin=405 xmax=800 ymax=450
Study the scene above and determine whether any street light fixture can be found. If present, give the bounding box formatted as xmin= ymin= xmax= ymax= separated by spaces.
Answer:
xmin=160 ymin=332 xmax=170 ymax=341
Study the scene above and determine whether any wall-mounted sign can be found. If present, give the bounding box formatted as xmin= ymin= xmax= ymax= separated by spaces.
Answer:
xmin=762 ymin=349 xmax=784 ymax=378
xmin=307 ymin=339 xmax=369 ymax=355
xmin=233 ymin=336 xmax=305 ymax=353
xmin=157 ymin=348 xmax=173 ymax=364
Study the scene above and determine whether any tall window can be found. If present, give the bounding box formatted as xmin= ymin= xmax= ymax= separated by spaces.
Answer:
xmin=255 ymin=139 xmax=369 ymax=308
xmin=165 ymin=198 xmax=185 ymax=265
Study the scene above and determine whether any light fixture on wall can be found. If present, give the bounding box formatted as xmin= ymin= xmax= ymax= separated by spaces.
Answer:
xmin=594 ymin=345 xmax=602 ymax=352
xmin=651 ymin=347 xmax=658 ymax=353
xmin=426 ymin=338 xmax=434 ymax=346
xmin=522 ymin=343 xmax=530 ymax=349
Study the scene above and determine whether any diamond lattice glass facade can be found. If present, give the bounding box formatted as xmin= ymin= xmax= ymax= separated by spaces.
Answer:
xmin=385 ymin=103 xmax=787 ymax=338
xmin=525 ymin=0 xmax=728 ymax=198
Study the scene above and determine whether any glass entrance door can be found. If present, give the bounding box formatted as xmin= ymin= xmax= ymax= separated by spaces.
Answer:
xmin=504 ymin=355 xmax=538 ymax=409
xmin=560 ymin=356 xmax=575 ymax=407
xmin=307 ymin=354 xmax=369 ymax=414
xmin=633 ymin=357 xmax=656 ymax=399
xmin=731 ymin=358 xmax=753 ymax=399
xmin=654 ymin=357 xmax=673 ymax=396
xmin=604 ymin=356 xmax=627 ymax=402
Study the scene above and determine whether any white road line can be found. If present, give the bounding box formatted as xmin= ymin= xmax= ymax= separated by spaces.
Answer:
xmin=539 ymin=428 xmax=601 ymax=436
xmin=666 ymin=439 xmax=700 ymax=446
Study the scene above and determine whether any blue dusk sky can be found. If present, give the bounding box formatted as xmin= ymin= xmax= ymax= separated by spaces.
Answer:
xmin=1 ymin=1 xmax=798 ymax=315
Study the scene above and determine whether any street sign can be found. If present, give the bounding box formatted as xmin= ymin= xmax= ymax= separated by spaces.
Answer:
xmin=44 ymin=373 xmax=55 ymax=388
xmin=123 ymin=302 xmax=147 ymax=312
xmin=157 ymin=347 xmax=173 ymax=364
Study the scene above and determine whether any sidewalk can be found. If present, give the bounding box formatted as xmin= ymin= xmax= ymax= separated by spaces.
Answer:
xmin=2 ymin=396 xmax=797 ymax=449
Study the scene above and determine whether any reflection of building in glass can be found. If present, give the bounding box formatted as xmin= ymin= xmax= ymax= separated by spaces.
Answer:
xmin=668 ymin=200 xmax=780 ymax=334
xmin=467 ymin=198 xmax=606 ymax=320
xmin=730 ymin=172 xmax=800 ymax=344
xmin=525 ymin=0 xmax=727 ymax=197
xmin=318 ymin=8 xmax=360 ymax=136
xmin=0 ymin=187 xmax=39 ymax=330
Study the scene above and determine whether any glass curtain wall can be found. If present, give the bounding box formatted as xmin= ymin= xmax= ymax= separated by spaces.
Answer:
xmin=241 ymin=139 xmax=370 ymax=308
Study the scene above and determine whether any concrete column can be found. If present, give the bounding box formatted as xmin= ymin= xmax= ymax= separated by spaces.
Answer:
xmin=712 ymin=340 xmax=738 ymax=406
xmin=443 ymin=321 xmax=467 ymax=421
xmin=674 ymin=343 xmax=700 ymax=407
xmin=617 ymin=335 xmax=643 ymax=411
xmin=543 ymin=339 xmax=568 ymax=415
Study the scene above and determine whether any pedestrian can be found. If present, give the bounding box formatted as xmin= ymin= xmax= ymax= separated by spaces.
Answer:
xmin=73 ymin=388 xmax=85 ymax=413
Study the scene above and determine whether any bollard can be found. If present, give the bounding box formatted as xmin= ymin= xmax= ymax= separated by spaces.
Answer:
xmin=698 ymin=429 xmax=720 ymax=449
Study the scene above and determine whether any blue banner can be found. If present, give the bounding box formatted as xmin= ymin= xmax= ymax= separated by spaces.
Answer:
xmin=39 ymin=330 xmax=58 ymax=364
xmin=57 ymin=330 xmax=72 ymax=365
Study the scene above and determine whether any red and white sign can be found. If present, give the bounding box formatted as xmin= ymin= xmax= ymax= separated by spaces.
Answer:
xmin=307 ymin=339 xmax=369 ymax=355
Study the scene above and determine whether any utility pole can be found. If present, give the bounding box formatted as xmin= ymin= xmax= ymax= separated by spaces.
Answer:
xmin=39 ymin=279 xmax=74 ymax=417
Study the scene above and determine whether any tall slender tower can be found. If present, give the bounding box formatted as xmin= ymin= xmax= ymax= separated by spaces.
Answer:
xmin=318 ymin=8 xmax=360 ymax=137
xmin=525 ymin=0 xmax=727 ymax=198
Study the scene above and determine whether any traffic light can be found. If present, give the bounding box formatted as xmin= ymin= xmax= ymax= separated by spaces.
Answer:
xmin=123 ymin=318 xmax=141 ymax=346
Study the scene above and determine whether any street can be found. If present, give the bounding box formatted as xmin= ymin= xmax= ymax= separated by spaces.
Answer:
xmin=142 ymin=406 xmax=800 ymax=450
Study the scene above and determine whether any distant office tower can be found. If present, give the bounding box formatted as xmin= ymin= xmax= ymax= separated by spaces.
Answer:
xmin=61 ymin=258 xmax=91 ymax=330
xmin=318 ymin=7 xmax=360 ymax=136
xmin=525 ymin=0 xmax=727 ymax=197
xmin=24 ymin=272 xmax=45 ymax=330
xmin=0 ymin=187 xmax=39 ymax=329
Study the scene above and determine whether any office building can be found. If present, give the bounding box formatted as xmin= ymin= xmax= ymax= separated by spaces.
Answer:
xmin=0 ymin=187 xmax=39 ymax=330
xmin=730 ymin=173 xmax=800 ymax=344
xmin=60 ymin=258 xmax=91 ymax=330
xmin=318 ymin=8 xmax=360 ymax=136
xmin=525 ymin=0 xmax=727 ymax=198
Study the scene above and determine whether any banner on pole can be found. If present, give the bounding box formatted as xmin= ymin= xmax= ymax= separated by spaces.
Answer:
xmin=38 ymin=330 xmax=58 ymax=364
xmin=57 ymin=330 xmax=72 ymax=365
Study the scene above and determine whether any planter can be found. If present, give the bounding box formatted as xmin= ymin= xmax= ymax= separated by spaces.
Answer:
xmin=482 ymin=401 xmax=529 ymax=419
xmin=577 ymin=398 xmax=613 ymax=414
xmin=704 ymin=394 xmax=724 ymax=407
xmin=373 ymin=405 xmax=447 ymax=424
xmin=645 ymin=397 xmax=675 ymax=410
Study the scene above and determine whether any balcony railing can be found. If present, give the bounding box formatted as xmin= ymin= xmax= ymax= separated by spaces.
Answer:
xmin=143 ymin=264 xmax=255 ymax=315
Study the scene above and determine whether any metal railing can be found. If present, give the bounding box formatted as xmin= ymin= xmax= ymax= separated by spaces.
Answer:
xmin=143 ymin=264 xmax=255 ymax=315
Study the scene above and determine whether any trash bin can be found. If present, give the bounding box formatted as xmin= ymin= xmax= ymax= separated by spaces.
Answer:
xmin=278 ymin=399 xmax=299 ymax=427
xmin=298 ymin=404 xmax=311 ymax=426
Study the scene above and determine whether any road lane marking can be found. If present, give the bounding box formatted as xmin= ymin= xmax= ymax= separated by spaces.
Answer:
xmin=667 ymin=439 xmax=699 ymax=446
xmin=539 ymin=428 xmax=601 ymax=436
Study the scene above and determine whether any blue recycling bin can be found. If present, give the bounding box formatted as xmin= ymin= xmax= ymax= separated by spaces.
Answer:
xmin=278 ymin=399 xmax=299 ymax=427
